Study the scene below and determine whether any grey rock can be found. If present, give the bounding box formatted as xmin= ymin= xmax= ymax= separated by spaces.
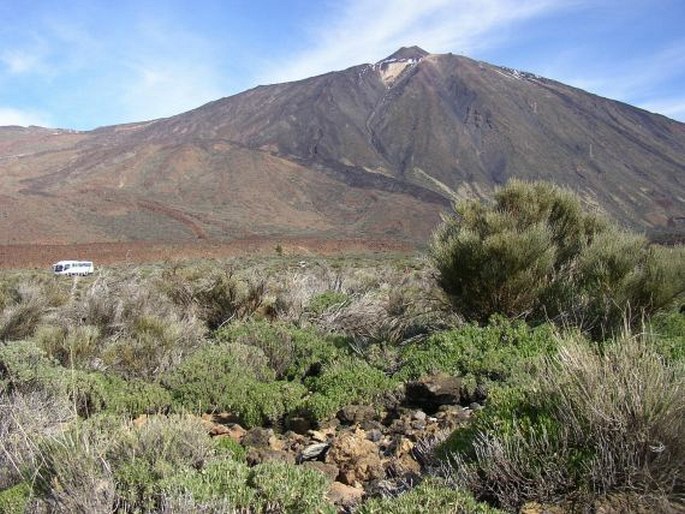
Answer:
xmin=299 ymin=442 xmax=330 ymax=461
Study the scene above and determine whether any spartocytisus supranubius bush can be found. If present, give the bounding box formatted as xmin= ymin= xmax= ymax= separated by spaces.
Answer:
xmin=430 ymin=179 xmax=685 ymax=338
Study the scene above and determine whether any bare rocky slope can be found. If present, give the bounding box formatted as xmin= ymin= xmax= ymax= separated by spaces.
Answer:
xmin=1 ymin=47 xmax=684 ymax=246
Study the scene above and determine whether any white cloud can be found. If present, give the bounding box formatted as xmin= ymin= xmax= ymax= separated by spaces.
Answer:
xmin=118 ymin=60 xmax=225 ymax=123
xmin=261 ymin=0 xmax=580 ymax=84
xmin=0 ymin=107 xmax=52 ymax=127
xmin=110 ymin=16 xmax=228 ymax=123
xmin=0 ymin=49 xmax=44 ymax=74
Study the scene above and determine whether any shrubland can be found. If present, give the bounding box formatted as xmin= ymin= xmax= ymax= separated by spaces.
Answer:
xmin=0 ymin=180 xmax=682 ymax=513
xmin=438 ymin=329 xmax=684 ymax=511
xmin=430 ymin=179 xmax=684 ymax=338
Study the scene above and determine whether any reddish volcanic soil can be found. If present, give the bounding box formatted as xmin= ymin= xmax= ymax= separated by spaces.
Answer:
xmin=0 ymin=238 xmax=417 ymax=270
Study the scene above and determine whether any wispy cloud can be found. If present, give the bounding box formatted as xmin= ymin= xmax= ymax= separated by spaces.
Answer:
xmin=111 ymin=16 xmax=227 ymax=123
xmin=0 ymin=11 xmax=229 ymax=128
xmin=2 ymin=1 xmax=681 ymax=128
xmin=0 ymin=49 xmax=45 ymax=75
xmin=262 ymin=0 xmax=581 ymax=84
xmin=539 ymin=40 xmax=685 ymax=121
xmin=0 ymin=107 xmax=52 ymax=127
xmin=117 ymin=60 xmax=225 ymax=123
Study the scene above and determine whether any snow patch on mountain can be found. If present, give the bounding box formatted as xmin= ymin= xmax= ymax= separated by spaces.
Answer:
xmin=373 ymin=56 xmax=423 ymax=87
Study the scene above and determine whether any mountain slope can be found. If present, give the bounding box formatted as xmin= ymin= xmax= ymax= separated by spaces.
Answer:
xmin=1 ymin=47 xmax=684 ymax=245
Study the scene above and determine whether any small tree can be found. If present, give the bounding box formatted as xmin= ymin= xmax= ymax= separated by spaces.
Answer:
xmin=430 ymin=180 xmax=684 ymax=337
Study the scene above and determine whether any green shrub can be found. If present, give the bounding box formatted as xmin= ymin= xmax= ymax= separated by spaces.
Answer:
xmin=213 ymin=436 xmax=247 ymax=462
xmin=440 ymin=329 xmax=685 ymax=511
xmin=70 ymin=371 xmax=172 ymax=417
xmin=430 ymin=180 xmax=685 ymax=338
xmin=234 ymin=380 xmax=308 ymax=428
xmin=307 ymin=291 xmax=349 ymax=315
xmin=0 ymin=300 xmax=44 ymax=342
xmin=163 ymin=344 xmax=246 ymax=412
xmin=27 ymin=414 xmax=217 ymax=512
xmin=102 ymin=313 xmax=202 ymax=380
xmin=0 ymin=340 xmax=63 ymax=395
xmin=648 ymin=307 xmax=685 ymax=362
xmin=358 ymin=477 xmax=504 ymax=514
xmin=107 ymin=415 xmax=214 ymax=512
xmin=440 ymin=380 xmax=582 ymax=510
xmin=0 ymin=387 xmax=76 ymax=490
xmin=161 ymin=267 xmax=266 ymax=329
xmin=32 ymin=426 xmax=116 ymax=513
xmin=214 ymin=320 xmax=345 ymax=380
xmin=34 ymin=323 xmax=101 ymax=369
xmin=569 ymin=232 xmax=685 ymax=339
xmin=160 ymin=459 xmax=334 ymax=513
xmin=249 ymin=460 xmax=334 ymax=514
xmin=397 ymin=317 xmax=558 ymax=385
xmin=159 ymin=458 xmax=254 ymax=511
xmin=0 ymin=482 xmax=31 ymax=514
xmin=163 ymin=343 xmax=308 ymax=427
xmin=303 ymin=357 xmax=398 ymax=421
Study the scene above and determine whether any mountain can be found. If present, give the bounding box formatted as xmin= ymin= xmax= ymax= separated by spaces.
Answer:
xmin=1 ymin=47 xmax=684 ymax=246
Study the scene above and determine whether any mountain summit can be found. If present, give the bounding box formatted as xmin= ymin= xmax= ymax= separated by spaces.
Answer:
xmin=377 ymin=46 xmax=430 ymax=62
xmin=1 ymin=48 xmax=684 ymax=245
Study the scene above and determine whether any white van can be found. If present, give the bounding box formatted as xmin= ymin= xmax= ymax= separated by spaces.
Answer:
xmin=52 ymin=260 xmax=94 ymax=276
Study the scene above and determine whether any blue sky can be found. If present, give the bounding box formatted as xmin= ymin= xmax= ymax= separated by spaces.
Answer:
xmin=1 ymin=0 xmax=683 ymax=130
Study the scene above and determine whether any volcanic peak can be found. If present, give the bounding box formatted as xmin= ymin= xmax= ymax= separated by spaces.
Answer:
xmin=374 ymin=46 xmax=429 ymax=86
xmin=379 ymin=46 xmax=430 ymax=63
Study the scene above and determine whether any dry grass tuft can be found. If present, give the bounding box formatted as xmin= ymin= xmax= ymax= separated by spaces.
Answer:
xmin=444 ymin=328 xmax=685 ymax=511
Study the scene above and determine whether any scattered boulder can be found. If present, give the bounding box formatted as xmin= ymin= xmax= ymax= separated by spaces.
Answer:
xmin=280 ymin=431 xmax=307 ymax=453
xmin=412 ymin=409 xmax=427 ymax=421
xmin=204 ymin=393 xmax=470 ymax=501
xmin=388 ymin=415 xmax=412 ymax=436
xmin=298 ymin=442 xmax=330 ymax=462
xmin=405 ymin=373 xmax=462 ymax=412
xmin=308 ymin=428 xmax=335 ymax=442
xmin=201 ymin=412 xmax=244 ymax=438
xmin=207 ymin=423 xmax=230 ymax=437
xmin=241 ymin=427 xmax=274 ymax=448
xmin=303 ymin=461 xmax=340 ymax=482
xmin=227 ymin=424 xmax=248 ymax=441
xmin=389 ymin=436 xmax=421 ymax=475
xmin=326 ymin=428 xmax=385 ymax=487
xmin=285 ymin=415 xmax=313 ymax=434
xmin=337 ymin=404 xmax=377 ymax=425
xmin=366 ymin=477 xmax=416 ymax=499
xmin=469 ymin=401 xmax=484 ymax=411
xmin=327 ymin=481 xmax=364 ymax=509
xmin=366 ymin=429 xmax=383 ymax=443
xmin=246 ymin=447 xmax=295 ymax=466
xmin=209 ymin=422 xmax=247 ymax=441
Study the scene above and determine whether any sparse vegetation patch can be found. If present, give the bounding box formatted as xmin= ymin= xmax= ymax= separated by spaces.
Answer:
xmin=0 ymin=218 xmax=682 ymax=512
